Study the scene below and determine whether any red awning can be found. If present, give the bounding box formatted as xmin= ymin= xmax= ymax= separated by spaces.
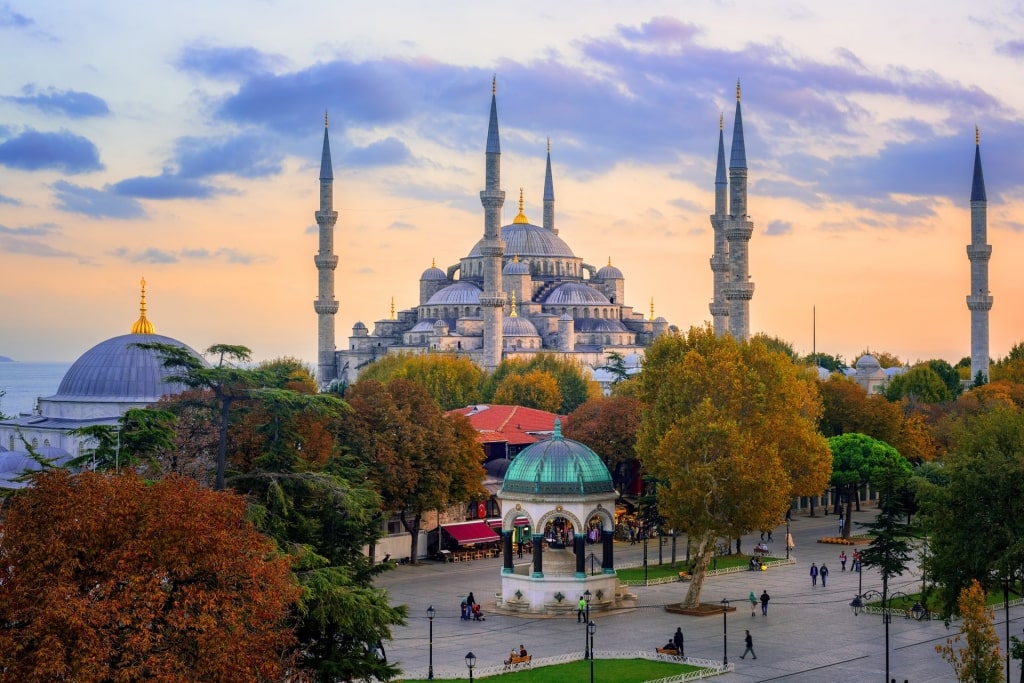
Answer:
xmin=443 ymin=521 xmax=501 ymax=545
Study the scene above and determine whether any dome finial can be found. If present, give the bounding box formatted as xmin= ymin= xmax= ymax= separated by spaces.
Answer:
xmin=976 ymin=125 xmax=980 ymax=146
xmin=607 ymin=256 xmax=612 ymax=267
xmin=131 ymin=277 xmax=156 ymax=334
xmin=736 ymin=79 xmax=741 ymax=101
xmin=553 ymin=417 xmax=562 ymax=439
xmin=513 ymin=187 xmax=529 ymax=224
xmin=513 ymin=253 xmax=520 ymax=262
xmin=324 ymin=110 xmax=329 ymax=128
xmin=390 ymin=296 xmax=395 ymax=320
xmin=432 ymin=257 xmax=436 ymax=268
xmin=492 ymin=75 xmax=496 ymax=96
xmin=719 ymin=112 xmax=723 ymax=130
xmin=650 ymin=296 xmax=655 ymax=321
xmin=510 ymin=290 xmax=518 ymax=317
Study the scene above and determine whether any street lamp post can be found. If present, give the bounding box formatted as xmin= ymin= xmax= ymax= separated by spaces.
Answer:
xmin=583 ymin=590 xmax=592 ymax=659
xmin=721 ymin=598 xmax=730 ymax=666
xmin=643 ymin=523 xmax=649 ymax=586
xmin=851 ymin=588 xmax=916 ymax=682
xmin=785 ymin=518 xmax=791 ymax=560
xmin=465 ymin=652 xmax=476 ymax=683
xmin=588 ymin=620 xmax=596 ymax=683
xmin=427 ymin=605 xmax=435 ymax=680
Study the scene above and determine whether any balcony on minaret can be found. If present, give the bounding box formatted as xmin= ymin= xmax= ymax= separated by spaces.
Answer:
xmin=966 ymin=244 xmax=992 ymax=261
xmin=314 ymin=254 xmax=339 ymax=268
xmin=314 ymin=299 xmax=339 ymax=314
xmin=966 ymin=294 xmax=993 ymax=311
xmin=709 ymin=254 xmax=729 ymax=272
xmin=709 ymin=301 xmax=729 ymax=316
xmin=724 ymin=282 xmax=755 ymax=301
xmin=725 ymin=220 xmax=754 ymax=240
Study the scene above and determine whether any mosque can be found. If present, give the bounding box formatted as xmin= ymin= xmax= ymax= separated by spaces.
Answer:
xmin=0 ymin=281 xmax=203 ymax=488
xmin=311 ymin=80 xmax=767 ymax=385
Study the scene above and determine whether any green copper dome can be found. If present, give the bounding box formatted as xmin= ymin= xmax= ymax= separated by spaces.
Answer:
xmin=501 ymin=419 xmax=615 ymax=496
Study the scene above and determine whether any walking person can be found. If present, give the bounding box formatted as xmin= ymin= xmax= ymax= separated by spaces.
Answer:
xmin=838 ymin=514 xmax=845 ymax=535
xmin=839 ymin=550 xmax=847 ymax=571
xmin=577 ymin=595 xmax=586 ymax=623
xmin=760 ymin=589 xmax=770 ymax=616
xmin=749 ymin=591 xmax=757 ymax=617
xmin=767 ymin=529 xmax=773 ymax=542
xmin=673 ymin=627 xmax=684 ymax=657
xmin=740 ymin=630 xmax=757 ymax=659
xmin=820 ymin=563 xmax=829 ymax=587
xmin=810 ymin=562 xmax=819 ymax=586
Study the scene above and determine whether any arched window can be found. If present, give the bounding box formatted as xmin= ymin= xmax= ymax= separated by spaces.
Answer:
xmin=43 ymin=439 xmax=50 ymax=446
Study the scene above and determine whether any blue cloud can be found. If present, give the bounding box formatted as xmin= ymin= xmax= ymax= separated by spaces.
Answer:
xmin=110 ymin=247 xmax=178 ymax=264
xmin=0 ymin=192 xmax=21 ymax=205
xmin=176 ymin=44 xmax=286 ymax=80
xmin=997 ymin=40 xmax=1024 ymax=58
xmin=345 ymin=137 xmax=411 ymax=168
xmin=0 ymin=4 xmax=32 ymax=28
xmin=4 ymin=85 xmax=110 ymax=118
xmin=112 ymin=172 xmax=219 ymax=200
xmin=388 ymin=220 xmax=416 ymax=231
xmin=174 ymin=133 xmax=282 ymax=178
xmin=52 ymin=180 xmax=144 ymax=219
xmin=0 ymin=235 xmax=80 ymax=260
xmin=0 ymin=222 xmax=59 ymax=236
xmin=112 ymin=246 xmax=263 ymax=264
xmin=0 ymin=129 xmax=103 ymax=173
xmin=765 ymin=220 xmax=792 ymax=236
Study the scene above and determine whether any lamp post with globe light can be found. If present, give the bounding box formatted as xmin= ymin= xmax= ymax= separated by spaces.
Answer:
xmin=721 ymin=598 xmax=730 ymax=665
xmin=588 ymin=620 xmax=596 ymax=683
xmin=583 ymin=590 xmax=592 ymax=659
xmin=465 ymin=652 xmax=476 ymax=683
xmin=426 ymin=605 xmax=435 ymax=680
xmin=850 ymin=589 xmax=918 ymax=682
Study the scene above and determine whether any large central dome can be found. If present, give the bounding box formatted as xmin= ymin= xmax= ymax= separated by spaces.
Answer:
xmin=468 ymin=222 xmax=575 ymax=259
xmin=501 ymin=420 xmax=614 ymax=496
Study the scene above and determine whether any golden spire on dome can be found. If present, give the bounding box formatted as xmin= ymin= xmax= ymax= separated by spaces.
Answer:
xmin=607 ymin=257 xmax=612 ymax=267
xmin=736 ymin=79 xmax=741 ymax=101
xmin=510 ymin=290 xmax=518 ymax=317
xmin=650 ymin=296 xmax=655 ymax=321
xmin=432 ymin=257 xmax=436 ymax=268
xmin=975 ymin=125 xmax=980 ymax=146
xmin=131 ymin=277 xmax=155 ymax=334
xmin=513 ymin=187 xmax=529 ymax=224
xmin=513 ymin=253 xmax=520 ymax=262
xmin=390 ymin=297 xmax=395 ymax=320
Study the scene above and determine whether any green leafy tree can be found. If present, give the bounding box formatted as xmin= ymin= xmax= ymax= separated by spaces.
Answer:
xmin=827 ymin=433 xmax=911 ymax=538
xmin=635 ymin=326 xmax=832 ymax=606
xmin=937 ymin=579 xmax=1004 ymax=683
xmin=751 ymin=332 xmax=798 ymax=361
xmin=483 ymin=354 xmax=597 ymax=413
xmin=492 ymin=369 xmax=562 ymax=413
xmin=356 ymin=352 xmax=485 ymax=410
xmin=804 ymin=352 xmax=847 ymax=373
xmin=925 ymin=359 xmax=964 ymax=398
xmin=885 ymin=364 xmax=953 ymax=404
xmin=563 ymin=395 xmax=642 ymax=491
xmin=858 ymin=458 xmax=914 ymax=586
xmin=921 ymin=406 xmax=1024 ymax=618
xmin=600 ymin=351 xmax=630 ymax=385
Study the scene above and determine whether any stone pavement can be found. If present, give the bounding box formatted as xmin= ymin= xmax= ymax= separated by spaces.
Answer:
xmin=375 ymin=507 xmax=1022 ymax=682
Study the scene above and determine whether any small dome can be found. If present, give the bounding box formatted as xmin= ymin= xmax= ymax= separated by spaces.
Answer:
xmin=426 ymin=281 xmax=482 ymax=306
xmin=503 ymin=258 xmax=530 ymax=275
xmin=51 ymin=333 xmax=204 ymax=403
xmin=855 ymin=354 xmax=881 ymax=372
xmin=596 ymin=258 xmax=623 ymax=279
xmin=654 ymin=316 xmax=667 ymax=323
xmin=503 ymin=316 xmax=539 ymax=337
xmin=543 ymin=283 xmax=611 ymax=306
xmin=353 ymin=322 xmax=367 ymax=330
xmin=421 ymin=261 xmax=447 ymax=281
xmin=409 ymin=320 xmax=437 ymax=333
xmin=559 ymin=312 xmax=573 ymax=321
xmin=500 ymin=419 xmax=614 ymax=496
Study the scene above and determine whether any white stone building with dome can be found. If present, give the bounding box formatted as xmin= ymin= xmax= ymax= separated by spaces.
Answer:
xmin=313 ymin=83 xmax=677 ymax=385
xmin=0 ymin=282 xmax=204 ymax=487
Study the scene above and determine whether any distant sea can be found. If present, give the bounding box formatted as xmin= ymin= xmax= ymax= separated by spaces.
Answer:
xmin=0 ymin=362 xmax=71 ymax=417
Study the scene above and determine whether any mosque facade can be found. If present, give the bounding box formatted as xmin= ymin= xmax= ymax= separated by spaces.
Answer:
xmin=315 ymin=81 xmax=687 ymax=386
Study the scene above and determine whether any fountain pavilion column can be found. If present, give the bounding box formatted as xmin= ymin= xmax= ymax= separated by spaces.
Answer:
xmin=574 ymin=533 xmax=586 ymax=578
xmin=602 ymin=529 xmax=615 ymax=573
xmin=502 ymin=530 xmax=514 ymax=574
xmin=532 ymin=534 xmax=544 ymax=577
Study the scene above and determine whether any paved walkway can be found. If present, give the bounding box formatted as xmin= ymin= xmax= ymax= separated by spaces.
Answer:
xmin=375 ymin=506 xmax=1023 ymax=681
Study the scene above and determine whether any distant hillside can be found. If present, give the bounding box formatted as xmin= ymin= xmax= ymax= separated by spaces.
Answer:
xmin=0 ymin=356 xmax=13 ymax=362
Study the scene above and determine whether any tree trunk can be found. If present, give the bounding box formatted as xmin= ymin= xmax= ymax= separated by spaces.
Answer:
xmin=681 ymin=532 xmax=714 ymax=608
xmin=843 ymin=488 xmax=855 ymax=539
xmin=401 ymin=511 xmax=422 ymax=565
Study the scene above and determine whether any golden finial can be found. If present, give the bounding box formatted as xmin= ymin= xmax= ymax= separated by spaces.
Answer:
xmin=736 ymin=79 xmax=741 ymax=101
xmin=131 ymin=277 xmax=155 ymax=334
xmin=649 ymin=297 xmax=655 ymax=321
xmin=975 ymin=125 xmax=980 ymax=146
xmin=324 ymin=110 xmax=329 ymax=128
xmin=432 ymin=257 xmax=436 ymax=268
xmin=492 ymin=75 xmax=496 ymax=96
xmin=513 ymin=187 xmax=529 ymax=224
xmin=607 ymin=257 xmax=612 ymax=267
xmin=510 ymin=290 xmax=518 ymax=317
xmin=390 ymin=297 xmax=395 ymax=320
xmin=719 ymin=112 xmax=723 ymax=130
xmin=513 ymin=253 xmax=520 ymax=262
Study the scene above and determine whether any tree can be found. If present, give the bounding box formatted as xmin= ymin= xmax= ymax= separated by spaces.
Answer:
xmin=827 ymin=433 xmax=912 ymax=537
xmin=751 ymin=332 xmax=798 ymax=361
xmin=483 ymin=354 xmax=598 ymax=413
xmin=563 ymin=395 xmax=642 ymax=492
xmin=858 ymin=457 xmax=914 ymax=589
xmin=356 ymin=352 xmax=485 ymax=410
xmin=925 ymin=359 xmax=964 ymax=399
xmin=884 ymin=364 xmax=953 ymax=404
xmin=600 ymin=351 xmax=630 ymax=385
xmin=804 ymin=352 xmax=847 ymax=373
xmin=937 ymin=579 xmax=1004 ymax=683
xmin=921 ymin=407 xmax=1024 ymax=618
xmin=492 ymin=369 xmax=562 ymax=412
xmin=0 ymin=470 xmax=300 ymax=682
xmin=635 ymin=326 xmax=832 ymax=607
xmin=68 ymin=407 xmax=178 ymax=473
xmin=340 ymin=379 xmax=486 ymax=563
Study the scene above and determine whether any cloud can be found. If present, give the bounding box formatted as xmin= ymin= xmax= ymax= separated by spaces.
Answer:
xmin=0 ymin=235 xmax=80 ymax=260
xmin=52 ymin=180 xmax=144 ymax=219
xmin=668 ymin=197 xmax=703 ymax=212
xmin=0 ymin=4 xmax=32 ymax=28
xmin=0 ymin=222 xmax=59 ymax=236
xmin=0 ymin=129 xmax=103 ymax=173
xmin=112 ymin=172 xmax=219 ymax=200
xmin=996 ymin=40 xmax=1024 ymax=59
xmin=175 ymin=44 xmax=287 ymax=80
xmin=765 ymin=220 xmax=792 ymax=236
xmin=388 ymin=220 xmax=416 ymax=231
xmin=111 ymin=246 xmax=265 ymax=265
xmin=304 ymin=224 xmax=318 ymax=234
xmin=1001 ymin=220 xmax=1024 ymax=233
xmin=345 ymin=137 xmax=412 ymax=168
xmin=4 ymin=85 xmax=110 ymax=118
xmin=0 ymin=192 xmax=21 ymax=205
xmin=173 ymin=133 xmax=282 ymax=179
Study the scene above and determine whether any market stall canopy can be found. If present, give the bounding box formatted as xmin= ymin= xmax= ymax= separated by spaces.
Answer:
xmin=442 ymin=521 xmax=501 ymax=545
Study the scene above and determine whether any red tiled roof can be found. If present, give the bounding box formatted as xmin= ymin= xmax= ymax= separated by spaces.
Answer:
xmin=448 ymin=404 xmax=563 ymax=446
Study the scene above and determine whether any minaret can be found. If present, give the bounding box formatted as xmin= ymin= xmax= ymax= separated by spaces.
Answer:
xmin=543 ymin=139 xmax=556 ymax=234
xmin=967 ymin=126 xmax=993 ymax=383
xmin=479 ymin=77 xmax=506 ymax=370
xmin=709 ymin=113 xmax=730 ymax=336
xmin=131 ymin=277 xmax=155 ymax=334
xmin=724 ymin=80 xmax=755 ymax=341
xmin=314 ymin=112 xmax=340 ymax=385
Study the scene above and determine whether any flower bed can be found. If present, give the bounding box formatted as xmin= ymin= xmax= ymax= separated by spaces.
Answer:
xmin=817 ymin=536 xmax=871 ymax=545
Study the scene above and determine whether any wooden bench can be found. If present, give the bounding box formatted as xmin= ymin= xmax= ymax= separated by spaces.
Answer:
xmin=503 ymin=654 xmax=532 ymax=670
xmin=656 ymin=647 xmax=682 ymax=661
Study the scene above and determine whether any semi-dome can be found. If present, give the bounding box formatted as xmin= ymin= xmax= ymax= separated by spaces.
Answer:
xmin=468 ymin=222 xmax=575 ymax=259
xmin=544 ymin=283 xmax=611 ymax=306
xmin=51 ymin=333 xmax=203 ymax=403
xmin=425 ymin=281 xmax=482 ymax=306
xmin=500 ymin=419 xmax=614 ymax=496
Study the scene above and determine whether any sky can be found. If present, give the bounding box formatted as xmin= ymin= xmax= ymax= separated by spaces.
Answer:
xmin=1 ymin=1 xmax=1023 ymax=369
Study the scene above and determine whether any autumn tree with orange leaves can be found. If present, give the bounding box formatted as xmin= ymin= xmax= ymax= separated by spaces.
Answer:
xmin=635 ymin=326 xmax=832 ymax=607
xmin=0 ymin=470 xmax=300 ymax=682
xmin=937 ymin=579 xmax=1003 ymax=683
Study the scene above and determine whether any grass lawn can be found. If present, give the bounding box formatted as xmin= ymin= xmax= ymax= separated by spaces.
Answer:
xmin=616 ymin=554 xmax=784 ymax=582
xmin=400 ymin=658 xmax=709 ymax=682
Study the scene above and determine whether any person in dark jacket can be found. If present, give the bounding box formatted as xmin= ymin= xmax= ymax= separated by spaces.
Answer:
xmin=740 ymin=630 xmax=757 ymax=659
xmin=673 ymin=627 xmax=684 ymax=657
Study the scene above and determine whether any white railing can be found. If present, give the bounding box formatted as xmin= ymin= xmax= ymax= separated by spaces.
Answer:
xmin=398 ymin=650 xmax=732 ymax=680
xmin=861 ymin=596 xmax=1024 ymax=620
